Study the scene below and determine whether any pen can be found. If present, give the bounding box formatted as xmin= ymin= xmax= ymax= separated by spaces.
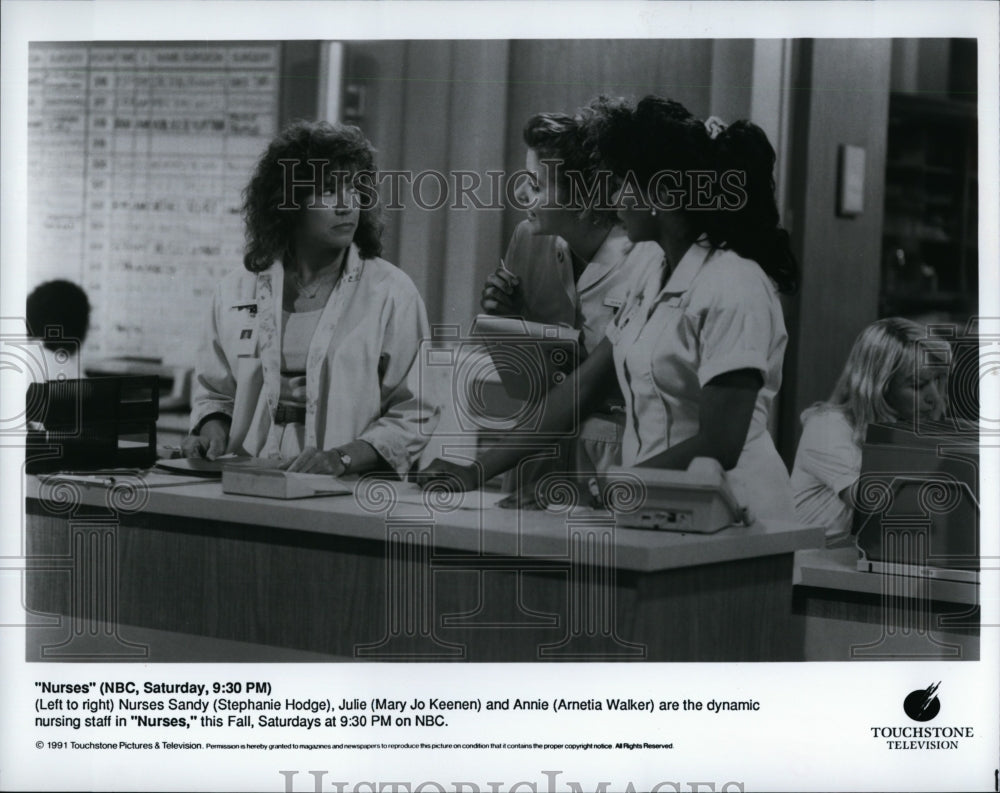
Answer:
xmin=498 ymin=257 xmax=515 ymax=278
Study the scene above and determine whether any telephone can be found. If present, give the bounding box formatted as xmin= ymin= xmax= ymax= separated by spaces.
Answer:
xmin=607 ymin=457 xmax=749 ymax=534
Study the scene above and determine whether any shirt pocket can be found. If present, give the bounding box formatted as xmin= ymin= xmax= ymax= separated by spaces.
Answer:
xmin=626 ymin=321 xmax=672 ymax=458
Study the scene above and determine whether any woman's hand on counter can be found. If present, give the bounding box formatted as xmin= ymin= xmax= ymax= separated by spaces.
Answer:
xmin=497 ymin=487 xmax=546 ymax=510
xmin=181 ymin=418 xmax=230 ymax=460
xmin=412 ymin=459 xmax=480 ymax=492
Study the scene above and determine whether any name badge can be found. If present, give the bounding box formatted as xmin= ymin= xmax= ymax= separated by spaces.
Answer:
xmin=603 ymin=294 xmax=624 ymax=310
xmin=615 ymin=292 xmax=644 ymax=330
xmin=237 ymin=325 xmax=257 ymax=357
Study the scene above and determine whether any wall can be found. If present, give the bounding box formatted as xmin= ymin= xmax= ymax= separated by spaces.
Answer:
xmin=780 ymin=39 xmax=893 ymax=462
xmin=346 ymin=39 xmax=720 ymax=333
xmin=343 ymin=40 xmax=509 ymax=331
xmin=890 ymin=38 xmax=977 ymax=102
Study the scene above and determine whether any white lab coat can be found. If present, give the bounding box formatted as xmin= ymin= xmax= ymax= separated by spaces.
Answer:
xmin=605 ymin=239 xmax=794 ymax=521
xmin=190 ymin=245 xmax=440 ymax=477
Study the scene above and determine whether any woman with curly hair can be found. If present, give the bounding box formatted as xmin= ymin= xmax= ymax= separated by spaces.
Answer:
xmin=479 ymin=99 xmax=663 ymax=488
xmin=421 ymin=95 xmax=798 ymax=521
xmin=183 ymin=120 xmax=439 ymax=477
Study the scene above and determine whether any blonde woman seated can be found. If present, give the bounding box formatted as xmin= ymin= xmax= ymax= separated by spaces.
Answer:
xmin=790 ymin=317 xmax=948 ymax=545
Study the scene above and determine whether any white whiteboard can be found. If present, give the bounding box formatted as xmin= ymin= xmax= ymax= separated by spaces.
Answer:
xmin=27 ymin=42 xmax=282 ymax=365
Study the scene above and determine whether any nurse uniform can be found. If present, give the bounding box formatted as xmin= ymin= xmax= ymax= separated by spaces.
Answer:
xmin=604 ymin=237 xmax=795 ymax=522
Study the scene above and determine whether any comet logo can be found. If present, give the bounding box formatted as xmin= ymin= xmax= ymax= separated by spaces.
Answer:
xmin=903 ymin=682 xmax=941 ymax=722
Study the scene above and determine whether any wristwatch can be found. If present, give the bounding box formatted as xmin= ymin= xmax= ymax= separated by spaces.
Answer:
xmin=335 ymin=449 xmax=352 ymax=474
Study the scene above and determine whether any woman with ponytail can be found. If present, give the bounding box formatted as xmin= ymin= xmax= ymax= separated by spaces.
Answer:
xmin=418 ymin=96 xmax=798 ymax=522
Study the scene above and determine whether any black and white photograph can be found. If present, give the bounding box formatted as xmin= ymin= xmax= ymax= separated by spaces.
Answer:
xmin=1 ymin=1 xmax=997 ymax=791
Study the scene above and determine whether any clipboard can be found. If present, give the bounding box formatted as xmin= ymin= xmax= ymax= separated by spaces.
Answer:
xmin=154 ymin=456 xmax=281 ymax=479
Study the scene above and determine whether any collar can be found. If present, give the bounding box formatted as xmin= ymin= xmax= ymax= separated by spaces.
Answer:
xmin=657 ymin=235 xmax=714 ymax=297
xmin=575 ymin=225 xmax=632 ymax=292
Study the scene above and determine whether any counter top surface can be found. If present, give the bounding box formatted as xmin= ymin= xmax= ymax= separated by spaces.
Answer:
xmin=25 ymin=475 xmax=824 ymax=573
xmin=794 ymin=547 xmax=979 ymax=605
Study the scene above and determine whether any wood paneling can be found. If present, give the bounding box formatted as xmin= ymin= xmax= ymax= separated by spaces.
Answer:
xmin=439 ymin=41 xmax=510 ymax=333
xmin=780 ymin=40 xmax=893 ymax=463
xmin=26 ymin=503 xmax=805 ymax=662
xmin=794 ymin=587 xmax=980 ymax=661
xmin=344 ymin=41 xmax=510 ymax=332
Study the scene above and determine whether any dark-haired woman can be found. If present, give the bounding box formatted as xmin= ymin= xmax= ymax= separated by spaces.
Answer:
xmin=183 ymin=121 xmax=439 ymax=477
xmin=420 ymin=97 xmax=797 ymax=521
xmin=480 ymin=100 xmax=662 ymax=482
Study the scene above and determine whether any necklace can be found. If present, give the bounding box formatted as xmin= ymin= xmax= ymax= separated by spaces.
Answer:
xmin=290 ymin=265 xmax=341 ymax=299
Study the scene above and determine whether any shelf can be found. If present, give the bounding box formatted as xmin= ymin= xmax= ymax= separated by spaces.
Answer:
xmin=885 ymin=161 xmax=957 ymax=177
xmin=882 ymin=228 xmax=953 ymax=244
xmin=887 ymin=92 xmax=978 ymax=121
xmin=879 ymin=293 xmax=976 ymax=316
xmin=880 ymin=92 xmax=977 ymax=322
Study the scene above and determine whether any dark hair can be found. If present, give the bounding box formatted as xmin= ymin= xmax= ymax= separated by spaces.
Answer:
xmin=597 ymin=95 xmax=798 ymax=293
xmin=241 ymin=120 xmax=384 ymax=272
xmin=522 ymin=98 xmax=633 ymax=227
xmin=26 ymin=279 xmax=91 ymax=352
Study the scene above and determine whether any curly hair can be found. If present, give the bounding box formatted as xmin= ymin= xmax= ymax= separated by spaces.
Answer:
xmin=241 ymin=120 xmax=384 ymax=272
xmin=596 ymin=95 xmax=798 ymax=294
xmin=522 ymin=97 xmax=639 ymax=227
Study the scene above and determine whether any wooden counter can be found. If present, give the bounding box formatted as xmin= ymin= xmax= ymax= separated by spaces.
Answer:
xmin=793 ymin=548 xmax=980 ymax=661
xmin=24 ymin=475 xmax=823 ymax=662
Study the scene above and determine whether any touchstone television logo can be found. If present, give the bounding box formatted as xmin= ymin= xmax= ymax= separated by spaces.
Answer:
xmin=869 ymin=682 xmax=975 ymax=751
xmin=903 ymin=682 xmax=941 ymax=722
